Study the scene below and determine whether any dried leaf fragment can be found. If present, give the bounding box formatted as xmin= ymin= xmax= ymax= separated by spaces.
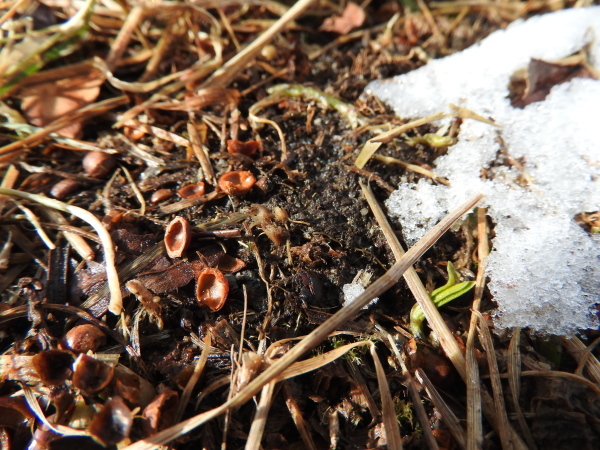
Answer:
xmin=319 ymin=2 xmax=365 ymax=35
xmin=19 ymin=63 xmax=106 ymax=138
xmin=142 ymin=389 xmax=179 ymax=435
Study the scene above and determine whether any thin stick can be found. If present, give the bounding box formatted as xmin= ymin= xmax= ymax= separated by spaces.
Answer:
xmin=0 ymin=188 xmax=123 ymax=315
xmin=123 ymin=194 xmax=484 ymax=450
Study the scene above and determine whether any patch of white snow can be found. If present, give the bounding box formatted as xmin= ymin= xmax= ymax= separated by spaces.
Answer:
xmin=365 ymin=7 xmax=600 ymax=334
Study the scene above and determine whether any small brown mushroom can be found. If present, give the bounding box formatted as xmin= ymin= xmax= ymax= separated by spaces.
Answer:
xmin=164 ymin=216 xmax=192 ymax=258
xmin=61 ymin=324 xmax=106 ymax=354
xmin=32 ymin=350 xmax=74 ymax=386
xmin=218 ymin=171 xmax=256 ymax=196
xmin=82 ymin=151 xmax=116 ymax=179
xmin=195 ymin=267 xmax=229 ymax=312
xmin=87 ymin=397 xmax=132 ymax=446
xmin=177 ymin=182 xmax=205 ymax=198
xmin=150 ymin=188 xmax=174 ymax=204
xmin=226 ymin=139 xmax=260 ymax=156
xmin=50 ymin=178 xmax=80 ymax=199
xmin=72 ymin=354 xmax=114 ymax=395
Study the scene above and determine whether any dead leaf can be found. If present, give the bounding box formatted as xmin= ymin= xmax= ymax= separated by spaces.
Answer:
xmin=18 ymin=62 xmax=105 ymax=138
xmin=320 ymin=2 xmax=366 ymax=35
xmin=509 ymin=52 xmax=597 ymax=108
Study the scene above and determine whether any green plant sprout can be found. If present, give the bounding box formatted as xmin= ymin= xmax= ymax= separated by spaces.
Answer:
xmin=409 ymin=261 xmax=475 ymax=338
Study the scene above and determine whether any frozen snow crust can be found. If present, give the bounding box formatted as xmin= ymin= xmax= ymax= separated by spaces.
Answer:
xmin=366 ymin=7 xmax=600 ymax=334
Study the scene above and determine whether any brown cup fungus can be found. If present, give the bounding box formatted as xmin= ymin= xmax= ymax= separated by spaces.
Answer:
xmin=195 ymin=267 xmax=229 ymax=312
xmin=87 ymin=397 xmax=132 ymax=446
xmin=218 ymin=171 xmax=256 ymax=196
xmin=164 ymin=216 xmax=192 ymax=258
xmin=61 ymin=324 xmax=106 ymax=353
xmin=150 ymin=188 xmax=174 ymax=204
xmin=177 ymin=182 xmax=205 ymax=198
xmin=72 ymin=354 xmax=114 ymax=395
xmin=32 ymin=350 xmax=74 ymax=386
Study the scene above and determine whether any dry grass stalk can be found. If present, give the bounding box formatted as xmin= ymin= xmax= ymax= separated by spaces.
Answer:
xmin=187 ymin=121 xmax=216 ymax=185
xmin=465 ymin=207 xmax=489 ymax=450
xmin=373 ymin=154 xmax=450 ymax=185
xmin=384 ymin=333 xmax=439 ymax=450
xmin=245 ymin=381 xmax=277 ymax=449
xmin=354 ymin=112 xmax=449 ymax=169
xmin=362 ymin=183 xmax=527 ymax=449
xmin=41 ymin=209 xmax=95 ymax=261
xmin=200 ymin=0 xmax=316 ymax=89
xmin=174 ymin=332 xmax=212 ymax=424
xmin=123 ymin=194 xmax=484 ymax=450
xmin=282 ymin=381 xmax=317 ymax=450
xmin=359 ymin=180 xmax=465 ymax=375
xmin=370 ymin=343 xmax=403 ymax=450
xmin=0 ymin=188 xmax=123 ymax=315
xmin=563 ymin=335 xmax=600 ymax=384
xmin=415 ymin=368 xmax=466 ymax=450
xmin=508 ymin=330 xmax=538 ymax=450
xmin=104 ymin=5 xmax=145 ymax=71
xmin=512 ymin=370 xmax=600 ymax=396
xmin=465 ymin=316 xmax=482 ymax=450
xmin=0 ymin=96 xmax=128 ymax=161
xmin=474 ymin=310 xmax=512 ymax=449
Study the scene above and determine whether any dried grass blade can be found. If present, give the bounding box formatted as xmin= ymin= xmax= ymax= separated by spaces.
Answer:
xmin=383 ymin=332 xmax=439 ymax=450
xmin=370 ymin=343 xmax=403 ymax=450
xmin=415 ymin=368 xmax=466 ymax=450
xmin=373 ymin=154 xmax=450 ymax=185
xmin=23 ymin=385 xmax=88 ymax=437
xmin=279 ymin=341 xmax=370 ymax=380
xmin=475 ymin=310 xmax=512 ymax=449
xmin=175 ymin=332 xmax=212 ymax=424
xmin=188 ymin=121 xmax=215 ymax=184
xmin=14 ymin=202 xmax=56 ymax=250
xmin=563 ymin=335 xmax=600 ymax=384
xmin=516 ymin=370 xmax=600 ymax=396
xmin=465 ymin=312 xmax=482 ymax=450
xmin=0 ymin=96 xmax=128 ymax=160
xmin=359 ymin=181 xmax=464 ymax=376
xmin=283 ymin=381 xmax=317 ymax=450
xmin=41 ymin=209 xmax=95 ymax=261
xmin=0 ymin=188 xmax=122 ymax=315
xmin=245 ymin=381 xmax=277 ymax=449
xmin=0 ymin=164 xmax=19 ymax=211
xmin=465 ymin=206 xmax=488 ymax=449
xmin=508 ymin=330 xmax=538 ymax=450
xmin=370 ymin=112 xmax=450 ymax=144
xmin=123 ymin=194 xmax=483 ymax=450
xmin=105 ymin=6 xmax=144 ymax=71
xmin=201 ymin=0 xmax=315 ymax=89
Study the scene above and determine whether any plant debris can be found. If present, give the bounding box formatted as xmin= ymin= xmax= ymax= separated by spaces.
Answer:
xmin=0 ymin=1 xmax=598 ymax=449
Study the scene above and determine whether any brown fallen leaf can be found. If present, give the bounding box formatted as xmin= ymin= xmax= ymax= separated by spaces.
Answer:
xmin=509 ymin=52 xmax=597 ymax=108
xmin=18 ymin=62 xmax=105 ymax=138
xmin=320 ymin=2 xmax=366 ymax=35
